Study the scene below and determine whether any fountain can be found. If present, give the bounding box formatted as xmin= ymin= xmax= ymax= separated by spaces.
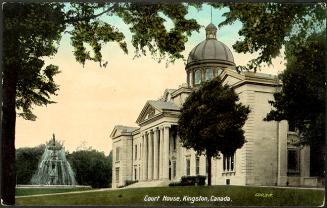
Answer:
xmin=31 ymin=134 xmax=77 ymax=185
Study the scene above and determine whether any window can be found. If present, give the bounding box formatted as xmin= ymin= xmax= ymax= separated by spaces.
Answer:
xmin=288 ymin=149 xmax=300 ymax=174
xmin=116 ymin=147 xmax=120 ymax=161
xmin=223 ymin=154 xmax=235 ymax=171
xmin=134 ymin=168 xmax=137 ymax=180
xmin=196 ymin=157 xmax=200 ymax=175
xmin=186 ymin=158 xmax=191 ymax=176
xmin=194 ymin=69 xmax=201 ymax=84
xmin=115 ymin=167 xmax=119 ymax=183
xmin=205 ymin=68 xmax=214 ymax=81
xmin=173 ymin=161 xmax=176 ymax=178
xmin=134 ymin=145 xmax=137 ymax=160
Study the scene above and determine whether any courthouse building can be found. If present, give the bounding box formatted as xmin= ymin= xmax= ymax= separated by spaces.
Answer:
xmin=110 ymin=24 xmax=314 ymax=188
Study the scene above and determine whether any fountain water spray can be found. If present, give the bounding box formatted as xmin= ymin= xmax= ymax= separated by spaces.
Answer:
xmin=31 ymin=134 xmax=77 ymax=185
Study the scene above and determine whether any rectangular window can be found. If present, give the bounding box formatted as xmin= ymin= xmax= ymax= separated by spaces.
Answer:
xmin=115 ymin=167 xmax=119 ymax=183
xmin=288 ymin=149 xmax=300 ymax=174
xmin=173 ymin=161 xmax=176 ymax=178
xmin=186 ymin=158 xmax=190 ymax=176
xmin=196 ymin=157 xmax=200 ymax=175
xmin=135 ymin=145 xmax=137 ymax=160
xmin=223 ymin=154 xmax=235 ymax=172
xmin=116 ymin=147 xmax=120 ymax=161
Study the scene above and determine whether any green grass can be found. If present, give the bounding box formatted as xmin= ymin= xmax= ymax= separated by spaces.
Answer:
xmin=16 ymin=187 xmax=92 ymax=196
xmin=16 ymin=185 xmax=324 ymax=206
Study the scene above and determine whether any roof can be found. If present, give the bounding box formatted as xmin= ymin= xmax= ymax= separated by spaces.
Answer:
xmin=187 ymin=39 xmax=235 ymax=66
xmin=148 ymin=100 xmax=180 ymax=111
xmin=110 ymin=125 xmax=139 ymax=139
xmin=186 ymin=24 xmax=235 ymax=68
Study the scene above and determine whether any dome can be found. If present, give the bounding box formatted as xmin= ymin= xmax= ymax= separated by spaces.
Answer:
xmin=186 ymin=24 xmax=235 ymax=67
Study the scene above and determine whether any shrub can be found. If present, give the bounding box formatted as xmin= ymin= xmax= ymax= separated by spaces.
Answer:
xmin=169 ymin=176 xmax=207 ymax=186
xmin=125 ymin=180 xmax=138 ymax=186
xmin=181 ymin=175 xmax=206 ymax=186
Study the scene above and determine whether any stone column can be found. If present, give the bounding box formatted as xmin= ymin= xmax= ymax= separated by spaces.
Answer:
xmin=159 ymin=127 xmax=164 ymax=179
xmin=142 ymin=133 xmax=147 ymax=181
xmin=153 ymin=128 xmax=159 ymax=180
xmin=162 ymin=125 xmax=170 ymax=179
xmin=148 ymin=131 xmax=153 ymax=180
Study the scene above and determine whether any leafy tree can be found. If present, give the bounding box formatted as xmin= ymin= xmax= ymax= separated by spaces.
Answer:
xmin=2 ymin=4 xmax=65 ymax=204
xmin=16 ymin=145 xmax=45 ymax=184
xmin=67 ymin=149 xmax=112 ymax=188
xmin=265 ymin=31 xmax=326 ymax=176
xmin=177 ymin=78 xmax=250 ymax=185
xmin=2 ymin=2 xmax=200 ymax=204
xmin=213 ymin=2 xmax=326 ymax=177
xmin=213 ymin=3 xmax=325 ymax=70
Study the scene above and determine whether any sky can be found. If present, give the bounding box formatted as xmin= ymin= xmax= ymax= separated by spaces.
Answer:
xmin=15 ymin=4 xmax=286 ymax=155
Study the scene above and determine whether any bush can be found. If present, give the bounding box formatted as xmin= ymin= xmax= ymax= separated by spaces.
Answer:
xmin=181 ymin=175 xmax=206 ymax=186
xmin=125 ymin=180 xmax=138 ymax=186
xmin=169 ymin=182 xmax=183 ymax=186
xmin=169 ymin=176 xmax=207 ymax=186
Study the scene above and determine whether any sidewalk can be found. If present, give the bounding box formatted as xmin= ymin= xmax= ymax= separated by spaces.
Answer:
xmin=16 ymin=188 xmax=113 ymax=198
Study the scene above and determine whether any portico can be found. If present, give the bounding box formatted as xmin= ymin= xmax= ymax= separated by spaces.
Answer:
xmin=140 ymin=125 xmax=172 ymax=181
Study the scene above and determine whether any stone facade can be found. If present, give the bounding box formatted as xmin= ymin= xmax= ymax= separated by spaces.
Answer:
xmin=110 ymin=24 xmax=313 ymax=188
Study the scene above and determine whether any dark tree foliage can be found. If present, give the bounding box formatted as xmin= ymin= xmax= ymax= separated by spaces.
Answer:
xmin=265 ymin=31 xmax=326 ymax=176
xmin=2 ymin=3 xmax=200 ymax=204
xmin=15 ymin=145 xmax=45 ymax=184
xmin=212 ymin=3 xmax=325 ymax=70
xmin=178 ymin=78 xmax=250 ymax=185
xmin=67 ymin=150 xmax=112 ymax=188
xmin=2 ymin=4 xmax=65 ymax=204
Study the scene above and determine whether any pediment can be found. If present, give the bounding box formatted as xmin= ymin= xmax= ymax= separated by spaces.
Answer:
xmin=136 ymin=102 xmax=160 ymax=125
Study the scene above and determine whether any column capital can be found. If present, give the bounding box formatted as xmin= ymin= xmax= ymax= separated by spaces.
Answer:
xmin=163 ymin=124 xmax=171 ymax=129
xmin=160 ymin=124 xmax=171 ymax=130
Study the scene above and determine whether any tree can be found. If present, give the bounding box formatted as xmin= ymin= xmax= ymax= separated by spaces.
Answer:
xmin=213 ymin=3 xmax=325 ymax=70
xmin=67 ymin=149 xmax=112 ymax=188
xmin=2 ymin=3 xmax=201 ymax=204
xmin=177 ymin=78 xmax=250 ymax=186
xmin=213 ymin=2 xmax=326 ymax=177
xmin=2 ymin=4 xmax=65 ymax=204
xmin=16 ymin=145 xmax=45 ymax=184
xmin=265 ymin=31 xmax=326 ymax=176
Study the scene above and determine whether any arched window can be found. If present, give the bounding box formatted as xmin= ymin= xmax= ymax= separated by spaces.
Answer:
xmin=194 ymin=69 xmax=201 ymax=84
xmin=205 ymin=68 xmax=214 ymax=81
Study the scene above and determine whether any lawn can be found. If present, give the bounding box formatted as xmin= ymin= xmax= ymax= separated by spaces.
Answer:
xmin=16 ymin=186 xmax=92 ymax=196
xmin=16 ymin=185 xmax=324 ymax=206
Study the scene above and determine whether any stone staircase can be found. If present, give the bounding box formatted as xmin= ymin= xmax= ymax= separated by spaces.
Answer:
xmin=121 ymin=180 xmax=170 ymax=189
